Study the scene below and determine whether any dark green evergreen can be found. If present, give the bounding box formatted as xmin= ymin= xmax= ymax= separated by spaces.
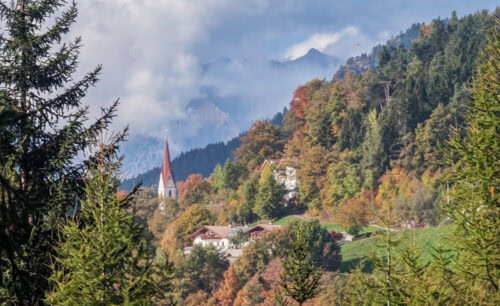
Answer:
xmin=235 ymin=173 xmax=259 ymax=224
xmin=222 ymin=158 xmax=247 ymax=190
xmin=443 ymin=20 xmax=500 ymax=298
xmin=273 ymin=220 xmax=341 ymax=271
xmin=277 ymin=221 xmax=323 ymax=306
xmin=0 ymin=0 xmax=118 ymax=303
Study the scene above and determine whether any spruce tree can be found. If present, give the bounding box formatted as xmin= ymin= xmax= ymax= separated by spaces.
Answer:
xmin=0 ymin=0 xmax=117 ymax=303
xmin=45 ymin=133 xmax=174 ymax=305
xmin=443 ymin=21 xmax=500 ymax=299
xmin=371 ymin=169 xmax=403 ymax=306
xmin=277 ymin=221 xmax=322 ymax=306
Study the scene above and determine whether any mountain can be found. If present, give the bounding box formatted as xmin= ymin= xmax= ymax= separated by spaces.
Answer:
xmin=120 ymin=96 xmax=240 ymax=179
xmin=120 ymin=135 xmax=164 ymax=179
xmin=119 ymin=50 xmax=335 ymax=179
xmin=272 ymin=48 xmax=340 ymax=70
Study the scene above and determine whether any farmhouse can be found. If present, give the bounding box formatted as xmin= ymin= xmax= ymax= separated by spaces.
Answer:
xmin=245 ymin=224 xmax=283 ymax=240
xmin=188 ymin=225 xmax=244 ymax=251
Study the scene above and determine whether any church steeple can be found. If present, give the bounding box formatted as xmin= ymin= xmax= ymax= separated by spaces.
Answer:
xmin=161 ymin=138 xmax=175 ymax=187
xmin=158 ymin=137 xmax=177 ymax=200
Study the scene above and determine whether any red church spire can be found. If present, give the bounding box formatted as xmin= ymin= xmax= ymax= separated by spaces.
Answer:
xmin=161 ymin=138 xmax=175 ymax=187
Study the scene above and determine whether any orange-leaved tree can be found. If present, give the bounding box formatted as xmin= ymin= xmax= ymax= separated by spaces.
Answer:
xmin=177 ymin=174 xmax=212 ymax=207
xmin=234 ymin=120 xmax=285 ymax=170
xmin=214 ymin=265 xmax=240 ymax=306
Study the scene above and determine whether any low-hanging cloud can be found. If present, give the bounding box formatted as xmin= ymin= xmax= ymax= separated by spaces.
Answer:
xmin=284 ymin=27 xmax=359 ymax=60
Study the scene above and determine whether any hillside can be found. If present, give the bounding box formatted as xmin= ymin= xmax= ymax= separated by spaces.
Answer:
xmin=126 ymin=9 xmax=499 ymax=305
xmin=340 ymin=226 xmax=452 ymax=272
xmin=273 ymin=215 xmax=379 ymax=234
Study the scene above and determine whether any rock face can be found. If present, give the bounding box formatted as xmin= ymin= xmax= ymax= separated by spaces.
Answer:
xmin=120 ymin=135 xmax=164 ymax=179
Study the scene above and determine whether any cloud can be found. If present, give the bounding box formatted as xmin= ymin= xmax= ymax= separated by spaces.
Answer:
xmin=284 ymin=27 xmax=359 ymax=60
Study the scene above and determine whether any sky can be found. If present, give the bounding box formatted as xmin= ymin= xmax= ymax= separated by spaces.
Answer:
xmin=70 ymin=0 xmax=498 ymax=157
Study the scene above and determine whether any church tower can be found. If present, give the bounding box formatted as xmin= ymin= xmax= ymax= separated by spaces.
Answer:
xmin=158 ymin=137 xmax=177 ymax=200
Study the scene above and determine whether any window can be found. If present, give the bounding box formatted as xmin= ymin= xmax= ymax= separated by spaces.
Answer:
xmin=168 ymin=190 xmax=172 ymax=197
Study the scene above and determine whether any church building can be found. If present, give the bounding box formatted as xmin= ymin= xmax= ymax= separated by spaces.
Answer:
xmin=158 ymin=138 xmax=177 ymax=200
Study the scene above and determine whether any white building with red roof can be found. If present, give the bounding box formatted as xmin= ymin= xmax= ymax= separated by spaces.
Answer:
xmin=185 ymin=224 xmax=284 ymax=261
xmin=188 ymin=226 xmax=244 ymax=250
xmin=158 ymin=137 xmax=177 ymax=200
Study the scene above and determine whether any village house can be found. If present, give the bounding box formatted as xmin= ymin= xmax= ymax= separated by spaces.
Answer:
xmin=186 ymin=225 xmax=244 ymax=252
xmin=245 ymin=224 xmax=284 ymax=240
xmin=184 ymin=224 xmax=284 ymax=262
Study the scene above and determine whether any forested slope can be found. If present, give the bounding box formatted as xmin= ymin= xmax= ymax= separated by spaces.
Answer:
xmin=143 ymin=9 xmax=499 ymax=305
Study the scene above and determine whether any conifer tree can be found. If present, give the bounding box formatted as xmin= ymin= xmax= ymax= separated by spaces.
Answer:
xmin=370 ymin=169 xmax=404 ymax=305
xmin=237 ymin=174 xmax=258 ymax=224
xmin=443 ymin=21 xmax=500 ymax=299
xmin=277 ymin=221 xmax=322 ymax=306
xmin=0 ymin=0 xmax=118 ymax=303
xmin=45 ymin=132 xmax=174 ymax=305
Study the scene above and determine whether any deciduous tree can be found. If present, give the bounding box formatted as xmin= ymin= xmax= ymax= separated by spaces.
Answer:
xmin=175 ymin=245 xmax=229 ymax=299
xmin=253 ymin=164 xmax=284 ymax=219
xmin=174 ymin=204 xmax=215 ymax=245
xmin=235 ymin=120 xmax=285 ymax=170
xmin=178 ymin=174 xmax=212 ymax=207
xmin=214 ymin=265 xmax=239 ymax=306
xmin=297 ymin=145 xmax=331 ymax=209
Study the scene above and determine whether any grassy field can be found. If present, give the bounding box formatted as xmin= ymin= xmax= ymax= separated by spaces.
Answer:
xmin=339 ymin=225 xmax=452 ymax=273
xmin=272 ymin=215 xmax=301 ymax=225
xmin=273 ymin=215 xmax=380 ymax=234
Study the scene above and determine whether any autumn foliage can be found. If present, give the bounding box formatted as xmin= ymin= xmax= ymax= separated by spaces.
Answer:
xmin=234 ymin=258 xmax=284 ymax=306
xmin=335 ymin=191 xmax=376 ymax=230
xmin=290 ymin=84 xmax=309 ymax=121
xmin=177 ymin=174 xmax=212 ymax=206
xmin=235 ymin=120 xmax=285 ymax=170
xmin=214 ymin=265 xmax=240 ymax=306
